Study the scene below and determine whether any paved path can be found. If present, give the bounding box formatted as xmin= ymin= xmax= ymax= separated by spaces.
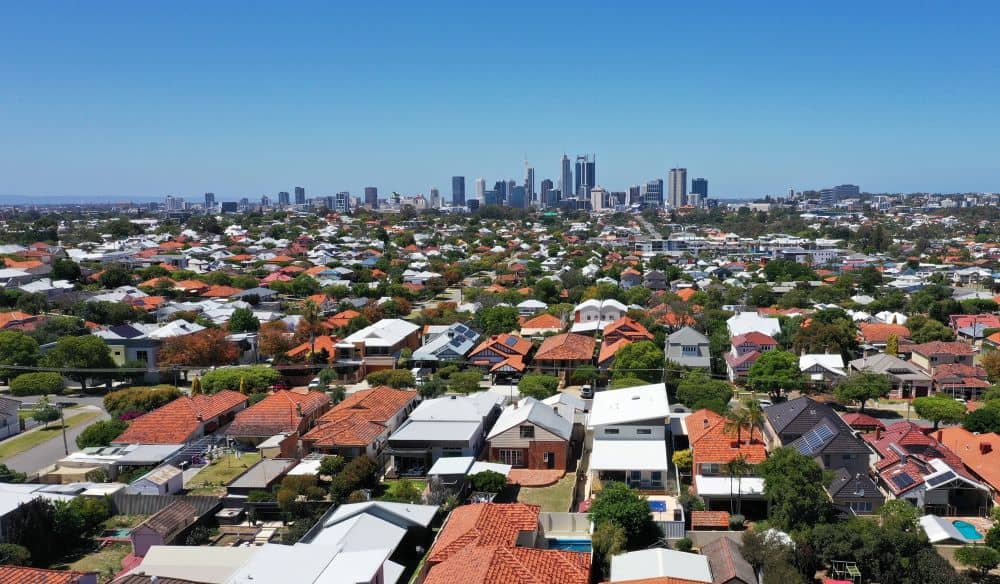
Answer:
xmin=5 ymin=405 xmax=110 ymax=474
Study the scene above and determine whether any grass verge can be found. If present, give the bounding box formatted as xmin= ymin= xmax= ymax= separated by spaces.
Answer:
xmin=0 ymin=410 xmax=101 ymax=459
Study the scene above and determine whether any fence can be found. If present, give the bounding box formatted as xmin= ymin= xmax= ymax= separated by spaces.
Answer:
xmin=111 ymin=492 xmax=221 ymax=517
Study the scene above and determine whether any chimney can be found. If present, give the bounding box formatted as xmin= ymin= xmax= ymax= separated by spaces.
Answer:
xmin=875 ymin=427 xmax=881 ymax=441
xmin=936 ymin=430 xmax=943 ymax=443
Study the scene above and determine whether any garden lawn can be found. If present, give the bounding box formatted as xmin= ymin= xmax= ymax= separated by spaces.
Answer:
xmin=516 ymin=474 xmax=576 ymax=512
xmin=379 ymin=478 xmax=428 ymax=500
xmin=187 ymin=451 xmax=262 ymax=495
xmin=63 ymin=542 xmax=131 ymax=583
xmin=0 ymin=409 xmax=99 ymax=459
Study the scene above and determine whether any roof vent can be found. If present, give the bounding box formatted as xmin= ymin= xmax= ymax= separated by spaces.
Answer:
xmin=631 ymin=395 xmax=640 ymax=400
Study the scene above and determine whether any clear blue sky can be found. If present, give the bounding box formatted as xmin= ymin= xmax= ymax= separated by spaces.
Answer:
xmin=2 ymin=1 xmax=998 ymax=202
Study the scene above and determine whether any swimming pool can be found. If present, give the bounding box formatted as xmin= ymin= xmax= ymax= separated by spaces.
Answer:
xmin=648 ymin=500 xmax=667 ymax=512
xmin=953 ymin=520 xmax=984 ymax=540
xmin=547 ymin=538 xmax=592 ymax=552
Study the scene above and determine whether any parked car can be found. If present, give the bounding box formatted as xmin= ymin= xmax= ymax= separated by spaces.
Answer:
xmin=307 ymin=377 xmax=322 ymax=389
xmin=580 ymin=384 xmax=594 ymax=399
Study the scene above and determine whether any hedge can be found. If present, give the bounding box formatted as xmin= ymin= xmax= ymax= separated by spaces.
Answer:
xmin=201 ymin=366 xmax=280 ymax=393
xmin=10 ymin=372 xmax=64 ymax=396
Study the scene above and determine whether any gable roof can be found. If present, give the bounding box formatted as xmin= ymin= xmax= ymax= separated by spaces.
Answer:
xmin=521 ymin=313 xmax=563 ymax=331
xmin=936 ymin=426 xmax=1000 ymax=493
xmin=227 ymin=390 xmax=330 ymax=438
xmin=114 ymin=391 xmax=247 ymax=445
xmin=700 ymin=537 xmax=756 ymax=584
xmin=535 ymin=333 xmax=595 ymax=361
xmin=135 ymin=500 xmax=198 ymax=539
xmin=470 ymin=334 xmax=533 ymax=359
xmin=302 ymin=386 xmax=416 ymax=448
xmin=0 ymin=567 xmax=93 ymax=584
xmin=685 ymin=409 xmax=767 ymax=469
xmin=909 ymin=341 xmax=975 ymax=357
xmin=730 ymin=331 xmax=777 ymax=347
xmin=857 ymin=322 xmax=910 ymax=343
xmin=487 ymin=397 xmax=572 ymax=441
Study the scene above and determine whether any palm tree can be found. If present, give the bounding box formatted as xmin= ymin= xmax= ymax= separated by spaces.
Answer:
xmin=724 ymin=407 xmax=750 ymax=445
xmin=301 ymin=300 xmax=323 ymax=364
xmin=742 ymin=399 xmax=765 ymax=446
xmin=724 ymin=454 xmax=752 ymax=517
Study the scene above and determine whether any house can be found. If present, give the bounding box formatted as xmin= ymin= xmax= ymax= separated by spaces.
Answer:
xmin=534 ymin=333 xmax=595 ymax=375
xmin=864 ymin=421 xmax=990 ymax=514
xmin=422 ymin=503 xmax=590 ymax=584
xmin=848 ymin=353 xmax=933 ymax=399
xmin=908 ymin=341 xmax=975 ymax=373
xmin=333 ymin=318 xmax=421 ymax=382
xmin=840 ymin=412 xmax=886 ymax=432
xmin=516 ymin=299 xmax=548 ymax=316
xmin=226 ymin=390 xmax=331 ymax=445
xmin=643 ymin=269 xmax=668 ymax=290
xmin=609 ymin=548 xmax=713 ymax=583
xmin=620 ymin=268 xmax=642 ymax=289
xmin=468 ymin=333 xmax=532 ymax=373
xmin=666 ymin=326 xmax=711 ymax=369
xmin=570 ymin=298 xmax=627 ymax=333
xmin=131 ymin=500 xmax=199 ymax=557
xmin=127 ymin=464 xmax=183 ymax=496
xmin=226 ymin=458 xmax=297 ymax=496
xmin=724 ymin=332 xmax=777 ymax=382
xmin=726 ymin=312 xmax=781 ymax=338
xmin=685 ymin=408 xmax=767 ymax=514
xmin=0 ymin=310 xmax=40 ymax=331
xmin=857 ymin=322 xmax=911 ymax=348
xmin=387 ymin=392 xmax=503 ymax=476
xmin=932 ymin=363 xmax=990 ymax=400
xmin=598 ymin=338 xmax=632 ymax=370
xmin=412 ymin=323 xmax=480 ymax=364
xmin=301 ymin=386 xmax=418 ymax=460
xmin=700 ymin=537 xmax=757 ymax=584
xmin=519 ymin=312 xmax=564 ymax=337
xmin=587 ymin=383 xmax=671 ymax=492
xmin=936 ymin=427 xmax=1000 ymax=504
xmin=799 ymin=353 xmax=846 ymax=383
xmin=113 ymin=391 xmax=247 ymax=445
xmin=0 ymin=396 xmax=20 ymax=440
xmin=0 ymin=567 xmax=97 ymax=584
xmin=486 ymin=397 xmax=572 ymax=469
xmin=602 ymin=316 xmax=654 ymax=345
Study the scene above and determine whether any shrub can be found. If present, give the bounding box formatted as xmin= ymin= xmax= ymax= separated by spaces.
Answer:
xmin=729 ymin=514 xmax=746 ymax=530
xmin=0 ymin=464 xmax=27 ymax=484
xmin=103 ymin=385 xmax=181 ymax=416
xmin=365 ymin=369 xmax=416 ymax=389
xmin=201 ymin=366 xmax=279 ymax=393
xmin=470 ymin=470 xmax=507 ymax=493
xmin=674 ymin=537 xmax=694 ymax=552
xmin=10 ymin=372 xmax=63 ymax=396
xmin=0 ymin=543 xmax=31 ymax=566
xmin=518 ymin=374 xmax=559 ymax=400
xmin=76 ymin=419 xmax=129 ymax=448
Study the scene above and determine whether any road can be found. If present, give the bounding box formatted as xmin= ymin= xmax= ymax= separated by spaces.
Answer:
xmin=636 ymin=213 xmax=663 ymax=238
xmin=5 ymin=405 xmax=110 ymax=474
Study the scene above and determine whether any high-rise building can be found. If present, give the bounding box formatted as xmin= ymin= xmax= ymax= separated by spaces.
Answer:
xmin=475 ymin=178 xmax=486 ymax=201
xmin=294 ymin=186 xmax=305 ymax=205
xmin=364 ymin=187 xmax=378 ymax=208
xmin=220 ymin=201 xmax=238 ymax=213
xmin=560 ymin=155 xmax=572 ymax=204
xmin=484 ymin=190 xmax=499 ymax=206
xmin=643 ymin=179 xmax=664 ymax=207
xmin=691 ymin=178 xmax=708 ymax=202
xmin=239 ymin=197 xmax=250 ymax=211
xmin=669 ymin=168 xmax=687 ymax=208
xmin=430 ymin=188 xmax=440 ymax=208
xmin=261 ymin=194 xmax=271 ymax=208
xmin=278 ymin=191 xmax=290 ymax=205
xmin=509 ymin=186 xmax=527 ymax=209
xmin=524 ymin=163 xmax=535 ymax=205
xmin=506 ymin=179 xmax=517 ymax=199
xmin=540 ymin=179 xmax=554 ymax=208
xmin=493 ymin=180 xmax=507 ymax=203
xmin=335 ymin=191 xmax=350 ymax=212
xmin=834 ymin=184 xmax=860 ymax=200
xmin=590 ymin=186 xmax=608 ymax=211
xmin=452 ymin=176 xmax=466 ymax=206
xmin=204 ymin=192 xmax=216 ymax=209
xmin=628 ymin=185 xmax=641 ymax=206
xmin=575 ymin=155 xmax=595 ymax=199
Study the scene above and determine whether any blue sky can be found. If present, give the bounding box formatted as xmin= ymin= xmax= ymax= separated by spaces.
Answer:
xmin=1 ymin=1 xmax=998 ymax=201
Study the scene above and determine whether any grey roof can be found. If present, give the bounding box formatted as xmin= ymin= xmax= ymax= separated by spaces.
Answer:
xmin=412 ymin=323 xmax=480 ymax=361
xmin=828 ymin=467 xmax=884 ymax=502
xmin=0 ymin=396 xmax=19 ymax=417
xmin=769 ymin=397 xmax=870 ymax=461
xmin=487 ymin=397 xmax=572 ymax=441
xmin=701 ymin=537 xmax=757 ymax=584
xmin=666 ymin=326 xmax=712 ymax=368
xmin=228 ymin=458 xmax=296 ymax=490
xmin=849 ymin=353 xmax=931 ymax=382
xmin=233 ymin=287 xmax=278 ymax=299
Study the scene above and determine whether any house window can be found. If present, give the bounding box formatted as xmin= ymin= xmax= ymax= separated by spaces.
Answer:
xmin=519 ymin=425 xmax=535 ymax=439
xmin=604 ymin=428 xmax=620 ymax=435
xmin=702 ymin=463 xmax=721 ymax=476
xmin=441 ymin=448 xmax=463 ymax=458
xmin=629 ymin=470 xmax=641 ymax=482
xmin=651 ymin=471 xmax=663 ymax=486
xmin=682 ymin=345 xmax=699 ymax=356
xmin=135 ymin=351 xmax=149 ymax=365
xmin=850 ymin=501 xmax=873 ymax=513
xmin=637 ymin=428 xmax=652 ymax=435
xmin=497 ymin=449 xmax=524 ymax=466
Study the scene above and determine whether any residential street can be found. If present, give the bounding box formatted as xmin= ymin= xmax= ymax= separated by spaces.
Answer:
xmin=4 ymin=405 xmax=109 ymax=474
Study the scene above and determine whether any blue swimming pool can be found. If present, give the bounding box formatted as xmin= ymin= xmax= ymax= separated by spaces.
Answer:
xmin=648 ymin=500 xmax=667 ymax=512
xmin=953 ymin=520 xmax=984 ymax=540
xmin=547 ymin=538 xmax=592 ymax=552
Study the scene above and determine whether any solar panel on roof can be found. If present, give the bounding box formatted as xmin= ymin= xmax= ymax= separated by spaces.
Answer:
xmin=503 ymin=337 xmax=518 ymax=347
xmin=926 ymin=471 xmax=957 ymax=487
xmin=796 ymin=423 xmax=836 ymax=455
xmin=891 ymin=473 xmax=915 ymax=489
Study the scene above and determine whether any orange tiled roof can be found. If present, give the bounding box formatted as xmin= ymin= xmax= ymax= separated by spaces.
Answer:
xmin=936 ymin=426 xmax=1000 ymax=494
xmin=598 ymin=338 xmax=631 ymax=365
xmin=858 ymin=323 xmax=910 ymax=343
xmin=113 ymin=391 xmax=247 ymax=444
xmin=675 ymin=288 xmax=697 ymax=302
xmin=521 ymin=313 xmax=563 ymax=331
xmin=686 ymin=409 xmax=767 ymax=469
xmin=603 ymin=316 xmax=654 ymax=342
xmin=470 ymin=334 xmax=532 ymax=358
xmin=691 ymin=510 xmax=730 ymax=529
xmin=173 ymin=279 xmax=208 ymax=292
xmin=302 ymin=386 xmax=416 ymax=448
xmin=327 ymin=310 xmax=362 ymax=329
xmin=287 ymin=335 xmax=339 ymax=362
xmin=4 ymin=258 xmax=43 ymax=269
xmin=201 ymin=285 xmax=244 ymax=298
xmin=227 ymin=390 xmax=329 ymax=437
xmin=0 ymin=310 xmax=34 ymax=329
xmin=0 ymin=566 xmax=92 ymax=584
xmin=535 ymin=333 xmax=595 ymax=361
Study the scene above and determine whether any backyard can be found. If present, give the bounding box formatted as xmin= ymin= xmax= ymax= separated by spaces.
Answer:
xmin=186 ymin=451 xmax=262 ymax=495
xmin=516 ymin=474 xmax=576 ymax=512
xmin=60 ymin=542 xmax=131 ymax=584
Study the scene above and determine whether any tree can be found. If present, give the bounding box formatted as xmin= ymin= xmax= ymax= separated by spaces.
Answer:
xmin=103 ymin=385 xmax=181 ymax=416
xmin=518 ymin=374 xmax=559 ymax=400
xmin=474 ymin=305 xmax=519 ymax=335
xmin=724 ymin=454 xmax=752 ymax=516
xmin=589 ymin=481 xmax=659 ymax=549
xmin=76 ymin=419 xmax=129 ymax=448
xmin=201 ymin=366 xmax=279 ymax=393
xmin=792 ymin=316 xmax=858 ymax=360
xmin=747 ymin=350 xmax=804 ymax=400
xmin=258 ymin=320 xmax=294 ymax=358
xmin=365 ymin=369 xmax=416 ymax=389
xmin=834 ymin=372 xmax=891 ymax=412
xmin=757 ymin=447 xmax=831 ymax=531
xmin=671 ymin=449 xmax=692 ymax=473
xmin=676 ymin=370 xmax=733 ymax=412
xmin=98 ymin=263 xmax=134 ymax=288
xmin=879 ymin=499 xmax=920 ymax=532
xmin=954 ymin=545 xmax=1000 ymax=579
xmin=418 ymin=377 xmax=447 ymax=399
xmin=569 ymin=364 xmax=598 ymax=386
xmin=741 ymin=527 xmax=797 ymax=575
xmin=747 ymin=284 xmax=775 ymax=307
xmin=886 ymin=333 xmax=899 ymax=356
xmin=159 ymin=329 xmax=239 ymax=367
xmin=31 ymin=396 xmax=60 ymax=428
xmin=40 ymin=335 xmax=116 ymax=392
xmin=0 ymin=331 xmax=39 ymax=380
xmin=609 ymin=376 xmax=648 ymax=389
xmin=910 ymin=547 xmax=971 ymax=584
xmin=190 ymin=375 xmax=203 ymax=395
xmin=981 ymin=350 xmax=1000 ymax=383
xmin=317 ymin=455 xmax=346 ymax=482
xmin=964 ymin=402 xmax=1000 ymax=434
xmin=610 ymin=340 xmax=663 ymax=383
xmin=26 ymin=316 xmax=88 ymax=345
xmin=470 ymin=470 xmax=507 ymax=493
xmin=0 ymin=543 xmax=31 ymax=566
xmin=228 ymin=307 xmax=260 ymax=333
xmin=381 ymin=479 xmax=423 ymax=503
xmin=0 ymin=464 xmax=27 ymax=484
xmin=913 ymin=395 xmax=966 ymax=429
xmin=448 ymin=371 xmax=482 ymax=394
xmin=591 ymin=522 xmax=626 ymax=581
xmin=10 ymin=372 xmax=63 ymax=396
xmin=299 ymin=300 xmax=324 ymax=364
xmin=51 ymin=258 xmax=81 ymax=282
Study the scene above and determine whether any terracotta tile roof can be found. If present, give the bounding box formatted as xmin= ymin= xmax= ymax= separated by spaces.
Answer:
xmin=686 ymin=409 xmax=767 ymax=470
xmin=909 ymin=341 xmax=975 ymax=357
xmin=200 ymin=285 xmax=244 ymax=298
xmin=4 ymin=258 xmax=44 ymax=269
xmin=425 ymin=503 xmax=589 ymax=584
xmin=470 ymin=334 xmax=532 ymax=359
xmin=936 ymin=426 xmax=1000 ymax=494
xmin=287 ymin=335 xmax=340 ymax=362
xmin=932 ymin=363 xmax=988 ymax=381
xmin=857 ymin=323 xmax=910 ymax=343
xmin=841 ymin=412 xmax=886 ymax=430
xmin=326 ymin=309 xmax=362 ymax=329
xmin=0 ymin=566 xmax=93 ymax=584
xmin=0 ymin=310 xmax=34 ymax=329
xmin=691 ymin=510 xmax=730 ymax=529
xmin=723 ymin=349 xmax=760 ymax=369
xmin=302 ymin=386 xmax=416 ymax=448
xmin=603 ymin=316 xmax=654 ymax=343
xmin=173 ymin=279 xmax=208 ymax=292
xmin=535 ymin=333 xmax=595 ymax=362
xmin=113 ymin=390 xmax=247 ymax=444
xmin=863 ymin=420 xmax=974 ymax=494
xmin=521 ymin=313 xmax=563 ymax=331
xmin=490 ymin=355 xmax=527 ymax=373
xmin=730 ymin=331 xmax=777 ymax=347
xmin=227 ymin=390 xmax=330 ymax=437
xmin=675 ymin=288 xmax=697 ymax=302
xmin=138 ymin=276 xmax=175 ymax=288
xmin=598 ymin=338 xmax=631 ymax=365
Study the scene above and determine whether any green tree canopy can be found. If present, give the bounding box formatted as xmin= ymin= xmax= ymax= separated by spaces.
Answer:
xmin=834 ymin=371 xmax=891 ymax=412
xmin=746 ymin=350 xmax=804 ymax=399
xmin=201 ymin=366 xmax=279 ymax=393
xmin=0 ymin=331 xmax=39 ymax=380
xmin=757 ymin=446 xmax=831 ymax=531
xmin=474 ymin=305 xmax=520 ymax=336
xmin=75 ymin=419 xmax=129 ymax=448
xmin=365 ymin=369 xmax=416 ymax=389
xmin=589 ymin=481 xmax=659 ymax=549
xmin=676 ymin=370 xmax=733 ymax=412
xmin=228 ymin=307 xmax=260 ymax=332
xmin=912 ymin=395 xmax=966 ymax=429
xmin=518 ymin=373 xmax=559 ymax=400
xmin=40 ymin=335 xmax=116 ymax=392
xmin=9 ymin=372 xmax=63 ymax=396
xmin=610 ymin=340 xmax=663 ymax=383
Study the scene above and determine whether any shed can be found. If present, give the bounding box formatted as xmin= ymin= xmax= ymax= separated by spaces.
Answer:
xmin=130 ymin=500 xmax=199 ymax=557
xmin=128 ymin=464 xmax=183 ymax=496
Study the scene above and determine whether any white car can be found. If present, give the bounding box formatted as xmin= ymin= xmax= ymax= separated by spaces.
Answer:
xmin=307 ymin=377 xmax=322 ymax=389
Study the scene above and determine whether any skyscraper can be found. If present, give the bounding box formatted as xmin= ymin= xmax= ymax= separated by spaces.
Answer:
xmin=691 ymin=178 xmax=708 ymax=203
xmin=430 ymin=188 xmax=440 ymax=208
xmin=278 ymin=191 xmax=290 ymax=205
xmin=364 ymin=187 xmax=378 ymax=208
xmin=643 ymin=179 xmax=664 ymax=207
xmin=540 ymin=179 xmax=554 ymax=208
xmin=506 ymin=179 xmax=517 ymax=200
xmin=494 ymin=180 xmax=507 ymax=203
xmin=669 ymin=168 xmax=687 ymax=208
xmin=590 ymin=186 xmax=608 ymax=211
xmin=451 ymin=176 xmax=466 ymax=206
xmin=475 ymin=178 xmax=486 ymax=202
xmin=509 ymin=186 xmax=527 ymax=209
xmin=524 ymin=163 xmax=535 ymax=205
xmin=335 ymin=191 xmax=350 ymax=213
xmin=560 ymin=155 xmax=572 ymax=204
xmin=204 ymin=192 xmax=215 ymax=209
xmin=575 ymin=155 xmax=595 ymax=199
xmin=628 ymin=185 xmax=641 ymax=206
xmin=294 ymin=186 xmax=305 ymax=205
xmin=834 ymin=184 xmax=860 ymax=200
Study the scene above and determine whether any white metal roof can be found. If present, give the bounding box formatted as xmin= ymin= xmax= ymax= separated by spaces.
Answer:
xmin=589 ymin=440 xmax=668 ymax=471
xmin=694 ymin=476 xmax=765 ymax=496
xmin=587 ymin=383 xmax=669 ymax=428
xmin=610 ymin=548 xmax=713 ymax=583
xmin=919 ymin=514 xmax=974 ymax=544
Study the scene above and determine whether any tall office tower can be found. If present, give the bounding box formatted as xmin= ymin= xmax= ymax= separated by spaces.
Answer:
xmin=590 ymin=186 xmax=608 ymax=211
xmin=294 ymin=186 xmax=305 ymax=205
xmin=430 ymin=188 xmax=440 ymax=208
xmin=834 ymin=184 xmax=860 ymax=200
xmin=452 ymin=176 xmax=466 ymax=206
xmin=575 ymin=155 xmax=596 ymax=199
xmin=540 ymin=179 xmax=554 ymax=208
xmin=506 ymin=179 xmax=517 ymax=199
xmin=643 ymin=179 xmax=664 ymax=207
xmin=239 ymin=197 xmax=250 ymax=211
xmin=493 ymin=180 xmax=507 ymax=202
xmin=261 ymin=194 xmax=271 ymax=208
xmin=820 ymin=189 xmax=836 ymax=206
xmin=691 ymin=178 xmax=708 ymax=204
xmin=335 ymin=191 xmax=350 ymax=212
xmin=509 ymin=186 xmax=527 ymax=209
xmin=788 ymin=187 xmax=795 ymax=200
xmin=475 ymin=178 xmax=486 ymax=201
xmin=669 ymin=168 xmax=687 ymax=208
xmin=524 ymin=163 xmax=535 ymax=205
xmin=484 ymin=190 xmax=499 ymax=206
xmin=628 ymin=185 xmax=641 ymax=206
xmin=364 ymin=187 xmax=378 ymax=208
xmin=204 ymin=192 xmax=216 ymax=209
xmin=560 ymin=154 xmax=572 ymax=203
xmin=278 ymin=191 xmax=290 ymax=205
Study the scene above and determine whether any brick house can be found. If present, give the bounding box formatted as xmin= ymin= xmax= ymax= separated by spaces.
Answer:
xmin=486 ymin=397 xmax=572 ymax=469
xmin=113 ymin=391 xmax=247 ymax=445
xmin=226 ymin=389 xmax=330 ymax=445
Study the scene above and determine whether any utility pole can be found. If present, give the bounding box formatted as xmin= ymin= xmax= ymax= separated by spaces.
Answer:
xmin=60 ymin=405 xmax=69 ymax=455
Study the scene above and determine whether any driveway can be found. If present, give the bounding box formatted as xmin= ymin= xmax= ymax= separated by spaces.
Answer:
xmin=5 ymin=405 xmax=110 ymax=474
